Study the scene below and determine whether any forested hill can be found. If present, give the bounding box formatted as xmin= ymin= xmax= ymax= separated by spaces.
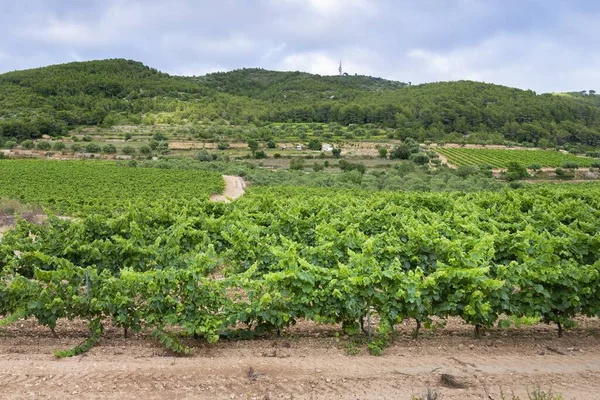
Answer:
xmin=1 ymin=58 xmax=600 ymax=147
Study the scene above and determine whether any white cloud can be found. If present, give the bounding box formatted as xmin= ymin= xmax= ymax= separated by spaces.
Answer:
xmin=276 ymin=48 xmax=383 ymax=76
xmin=277 ymin=0 xmax=373 ymax=16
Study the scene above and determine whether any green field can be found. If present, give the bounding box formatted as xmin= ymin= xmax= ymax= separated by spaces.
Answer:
xmin=437 ymin=147 xmax=597 ymax=168
xmin=0 ymin=160 xmax=224 ymax=213
xmin=1 ymin=160 xmax=600 ymax=356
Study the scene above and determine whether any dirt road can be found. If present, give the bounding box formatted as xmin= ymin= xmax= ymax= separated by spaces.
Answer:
xmin=210 ymin=176 xmax=247 ymax=203
xmin=0 ymin=318 xmax=598 ymax=399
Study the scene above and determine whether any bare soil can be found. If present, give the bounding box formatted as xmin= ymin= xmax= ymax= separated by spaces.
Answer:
xmin=210 ymin=176 xmax=247 ymax=203
xmin=0 ymin=318 xmax=598 ymax=399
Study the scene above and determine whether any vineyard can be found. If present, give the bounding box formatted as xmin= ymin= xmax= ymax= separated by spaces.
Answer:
xmin=436 ymin=147 xmax=597 ymax=168
xmin=1 ymin=159 xmax=600 ymax=357
xmin=0 ymin=160 xmax=224 ymax=213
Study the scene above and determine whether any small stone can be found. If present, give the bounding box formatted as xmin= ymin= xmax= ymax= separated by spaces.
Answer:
xmin=469 ymin=344 xmax=474 ymax=350
xmin=316 ymin=369 xmax=323 ymax=373
xmin=326 ymin=378 xmax=332 ymax=383
xmin=458 ymin=344 xmax=465 ymax=351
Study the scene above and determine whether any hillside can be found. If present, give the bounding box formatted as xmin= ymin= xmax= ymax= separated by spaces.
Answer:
xmin=1 ymin=59 xmax=600 ymax=147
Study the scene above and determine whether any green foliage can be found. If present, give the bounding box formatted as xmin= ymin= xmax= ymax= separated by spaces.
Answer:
xmin=21 ymin=140 xmax=34 ymax=149
xmin=332 ymin=148 xmax=342 ymax=158
xmin=390 ymin=144 xmax=411 ymax=160
xmin=139 ymin=145 xmax=152 ymax=156
xmin=196 ymin=150 xmax=213 ymax=162
xmin=561 ymin=161 xmax=579 ymax=169
xmin=378 ymin=147 xmax=388 ymax=159
xmin=36 ymin=141 xmax=51 ymax=150
xmin=85 ymin=143 xmax=101 ymax=153
xmin=307 ymin=139 xmax=322 ymax=151
xmin=506 ymin=162 xmax=530 ymax=181
xmin=122 ymin=145 xmax=136 ymax=155
xmin=438 ymin=148 xmax=596 ymax=168
xmin=289 ymin=158 xmax=305 ymax=170
xmin=101 ymin=144 xmax=117 ymax=154
xmin=52 ymin=142 xmax=66 ymax=151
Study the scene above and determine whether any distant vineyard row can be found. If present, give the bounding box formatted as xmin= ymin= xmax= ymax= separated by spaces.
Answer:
xmin=436 ymin=147 xmax=597 ymax=168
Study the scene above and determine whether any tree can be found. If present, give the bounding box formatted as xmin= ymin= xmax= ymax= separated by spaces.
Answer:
xmin=505 ymin=162 xmax=529 ymax=181
xmin=247 ymin=138 xmax=259 ymax=156
xmin=378 ymin=147 xmax=388 ymax=159
xmin=21 ymin=140 xmax=34 ymax=149
xmin=307 ymin=139 xmax=322 ymax=151
xmin=52 ymin=142 xmax=66 ymax=151
xmin=196 ymin=150 xmax=213 ymax=162
xmin=266 ymin=139 xmax=277 ymax=149
xmin=332 ymin=148 xmax=342 ymax=158
xmin=390 ymin=144 xmax=411 ymax=160
xmin=36 ymin=141 xmax=51 ymax=150
xmin=410 ymin=153 xmax=429 ymax=165
xmin=85 ymin=143 xmax=101 ymax=153
xmin=139 ymin=145 xmax=152 ymax=156
xmin=122 ymin=146 xmax=136 ymax=155
xmin=102 ymin=144 xmax=117 ymax=154
xmin=290 ymin=158 xmax=305 ymax=170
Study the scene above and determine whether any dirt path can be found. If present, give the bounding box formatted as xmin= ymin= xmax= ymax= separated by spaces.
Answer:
xmin=0 ymin=319 xmax=598 ymax=399
xmin=435 ymin=152 xmax=458 ymax=169
xmin=210 ymin=176 xmax=247 ymax=203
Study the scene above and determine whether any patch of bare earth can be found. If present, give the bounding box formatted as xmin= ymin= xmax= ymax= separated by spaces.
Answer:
xmin=210 ymin=176 xmax=247 ymax=203
xmin=0 ymin=318 xmax=598 ymax=399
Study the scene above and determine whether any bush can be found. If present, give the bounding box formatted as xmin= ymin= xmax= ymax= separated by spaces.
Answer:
xmin=561 ymin=161 xmax=579 ymax=170
xmin=312 ymin=163 xmax=325 ymax=172
xmin=390 ymin=144 xmax=411 ymax=160
xmin=82 ymin=135 xmax=93 ymax=142
xmin=85 ymin=143 xmax=101 ymax=153
xmin=139 ymin=145 xmax=152 ymax=156
xmin=339 ymin=160 xmax=366 ymax=174
xmin=217 ymin=142 xmax=229 ymax=150
xmin=102 ymin=144 xmax=117 ymax=154
xmin=528 ymin=163 xmax=542 ymax=171
xmin=591 ymin=161 xmax=600 ymax=169
xmin=4 ymin=140 xmax=16 ymax=149
xmin=21 ymin=140 xmax=34 ymax=149
xmin=555 ymin=168 xmax=566 ymax=177
xmin=289 ymin=158 xmax=305 ymax=170
xmin=122 ymin=146 xmax=136 ymax=155
xmin=71 ymin=143 xmax=82 ymax=152
xmin=332 ymin=148 xmax=342 ymax=158
xmin=307 ymin=139 xmax=322 ymax=151
xmin=254 ymin=150 xmax=267 ymax=159
xmin=124 ymin=132 xmax=133 ymax=141
xmin=266 ymin=139 xmax=277 ymax=149
xmin=196 ymin=150 xmax=213 ymax=162
xmin=378 ymin=147 xmax=388 ymax=159
xmin=52 ymin=142 xmax=66 ymax=151
xmin=506 ymin=162 xmax=529 ymax=181
xmin=324 ymin=160 xmax=330 ymax=167
xmin=455 ymin=165 xmax=480 ymax=178
xmin=153 ymin=132 xmax=167 ymax=141
xmin=36 ymin=141 xmax=51 ymax=150
xmin=410 ymin=153 xmax=430 ymax=165
xmin=273 ymin=153 xmax=282 ymax=159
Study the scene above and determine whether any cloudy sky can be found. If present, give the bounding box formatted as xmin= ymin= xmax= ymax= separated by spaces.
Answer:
xmin=1 ymin=0 xmax=598 ymax=93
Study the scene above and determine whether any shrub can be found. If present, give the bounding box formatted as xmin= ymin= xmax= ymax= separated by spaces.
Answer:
xmin=266 ymin=139 xmax=277 ymax=149
xmin=332 ymin=148 xmax=342 ymax=158
xmin=124 ymin=132 xmax=133 ymax=141
xmin=36 ymin=141 xmax=51 ymax=150
xmin=254 ymin=150 xmax=267 ymax=159
xmin=4 ymin=140 xmax=16 ymax=149
xmin=196 ymin=150 xmax=213 ymax=162
xmin=82 ymin=135 xmax=93 ymax=142
xmin=139 ymin=145 xmax=152 ymax=156
xmin=52 ymin=142 xmax=66 ymax=151
xmin=591 ymin=161 xmax=600 ymax=169
xmin=410 ymin=153 xmax=430 ymax=165
xmin=85 ymin=143 xmax=101 ymax=153
xmin=153 ymin=132 xmax=167 ymax=141
xmin=289 ymin=158 xmax=305 ymax=170
xmin=122 ymin=146 xmax=136 ymax=155
xmin=339 ymin=160 xmax=366 ymax=174
xmin=561 ymin=161 xmax=579 ymax=170
xmin=555 ymin=168 xmax=566 ymax=177
xmin=71 ymin=143 xmax=82 ymax=152
xmin=307 ymin=139 xmax=322 ymax=151
xmin=217 ymin=142 xmax=229 ymax=150
xmin=312 ymin=163 xmax=325 ymax=172
xmin=273 ymin=153 xmax=282 ymax=159
xmin=378 ymin=147 xmax=388 ymax=159
xmin=528 ymin=163 xmax=542 ymax=171
xmin=390 ymin=144 xmax=411 ymax=160
xmin=21 ymin=140 xmax=34 ymax=149
xmin=456 ymin=165 xmax=480 ymax=178
xmin=506 ymin=162 xmax=529 ymax=181
xmin=102 ymin=144 xmax=117 ymax=154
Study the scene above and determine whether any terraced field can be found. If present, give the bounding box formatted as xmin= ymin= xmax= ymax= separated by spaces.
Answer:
xmin=436 ymin=147 xmax=597 ymax=168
